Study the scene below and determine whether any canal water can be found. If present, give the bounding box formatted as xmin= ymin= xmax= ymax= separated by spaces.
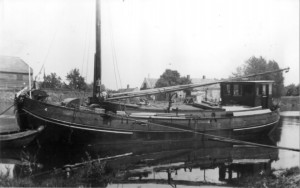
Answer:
xmin=272 ymin=114 xmax=300 ymax=169
xmin=0 ymin=112 xmax=299 ymax=187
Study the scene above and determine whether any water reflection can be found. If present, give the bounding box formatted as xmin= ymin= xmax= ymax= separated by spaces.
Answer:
xmin=271 ymin=116 xmax=300 ymax=169
xmin=0 ymin=114 xmax=299 ymax=187
xmin=0 ymin=138 xmax=278 ymax=186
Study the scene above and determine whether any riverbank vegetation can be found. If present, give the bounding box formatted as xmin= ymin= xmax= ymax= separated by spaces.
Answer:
xmin=1 ymin=165 xmax=299 ymax=187
xmin=0 ymin=153 xmax=111 ymax=187
xmin=230 ymin=166 xmax=300 ymax=188
xmin=280 ymin=96 xmax=300 ymax=111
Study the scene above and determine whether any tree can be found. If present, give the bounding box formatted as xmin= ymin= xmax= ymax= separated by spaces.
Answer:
xmin=284 ymin=84 xmax=299 ymax=96
xmin=66 ymin=68 xmax=87 ymax=90
xmin=155 ymin=69 xmax=191 ymax=88
xmin=232 ymin=56 xmax=284 ymax=97
xmin=40 ymin=73 xmax=62 ymax=89
xmin=155 ymin=69 xmax=192 ymax=100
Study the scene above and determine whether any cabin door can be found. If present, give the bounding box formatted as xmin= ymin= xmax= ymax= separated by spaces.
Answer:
xmin=261 ymin=84 xmax=269 ymax=108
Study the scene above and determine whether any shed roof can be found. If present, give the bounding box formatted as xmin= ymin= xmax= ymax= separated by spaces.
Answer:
xmin=0 ymin=56 xmax=33 ymax=74
xmin=191 ymin=78 xmax=219 ymax=85
xmin=191 ymin=78 xmax=220 ymax=89
xmin=141 ymin=78 xmax=158 ymax=88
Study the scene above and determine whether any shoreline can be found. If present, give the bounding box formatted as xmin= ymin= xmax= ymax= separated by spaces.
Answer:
xmin=280 ymin=111 xmax=300 ymax=118
xmin=230 ymin=166 xmax=300 ymax=188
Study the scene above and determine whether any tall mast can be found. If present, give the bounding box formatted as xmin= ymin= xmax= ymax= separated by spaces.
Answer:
xmin=93 ymin=0 xmax=101 ymax=98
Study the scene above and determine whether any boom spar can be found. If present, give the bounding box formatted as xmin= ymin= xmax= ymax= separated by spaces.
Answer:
xmin=105 ymin=67 xmax=290 ymax=101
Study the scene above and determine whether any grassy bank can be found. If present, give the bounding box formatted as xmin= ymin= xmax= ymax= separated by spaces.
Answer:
xmin=0 ymin=90 xmax=15 ymax=115
xmin=1 ymin=166 xmax=299 ymax=187
xmin=279 ymin=96 xmax=300 ymax=111
xmin=0 ymin=153 xmax=111 ymax=187
xmin=230 ymin=166 xmax=300 ymax=188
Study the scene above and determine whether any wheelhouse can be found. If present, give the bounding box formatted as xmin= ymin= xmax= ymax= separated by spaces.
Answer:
xmin=220 ymin=80 xmax=274 ymax=109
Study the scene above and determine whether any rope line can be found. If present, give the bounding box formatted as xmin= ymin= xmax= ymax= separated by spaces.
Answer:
xmin=0 ymin=104 xmax=14 ymax=116
xmin=38 ymin=1 xmax=68 ymax=80
xmin=83 ymin=3 xmax=94 ymax=81
xmin=108 ymin=2 xmax=122 ymax=89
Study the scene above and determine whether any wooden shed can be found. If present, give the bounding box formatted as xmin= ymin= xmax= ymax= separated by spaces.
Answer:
xmin=140 ymin=78 xmax=158 ymax=90
xmin=0 ymin=56 xmax=33 ymax=89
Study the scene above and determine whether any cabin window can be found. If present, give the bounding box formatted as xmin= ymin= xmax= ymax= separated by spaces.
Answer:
xmin=269 ymin=84 xmax=272 ymax=95
xmin=225 ymin=84 xmax=231 ymax=95
xmin=256 ymin=85 xmax=262 ymax=95
xmin=262 ymin=85 xmax=266 ymax=95
xmin=222 ymin=84 xmax=231 ymax=95
xmin=233 ymin=84 xmax=242 ymax=96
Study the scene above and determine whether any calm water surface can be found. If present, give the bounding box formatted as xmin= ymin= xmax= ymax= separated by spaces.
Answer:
xmin=0 ymin=112 xmax=299 ymax=187
xmin=272 ymin=115 xmax=300 ymax=169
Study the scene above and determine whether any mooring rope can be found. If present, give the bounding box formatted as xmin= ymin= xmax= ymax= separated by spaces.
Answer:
xmin=0 ymin=104 xmax=14 ymax=116
xmin=106 ymin=112 xmax=300 ymax=152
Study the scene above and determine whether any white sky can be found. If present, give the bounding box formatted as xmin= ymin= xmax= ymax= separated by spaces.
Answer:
xmin=0 ymin=0 xmax=299 ymax=90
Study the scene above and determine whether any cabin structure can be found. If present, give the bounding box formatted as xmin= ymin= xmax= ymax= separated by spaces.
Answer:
xmin=0 ymin=56 xmax=33 ymax=90
xmin=220 ymin=80 xmax=274 ymax=109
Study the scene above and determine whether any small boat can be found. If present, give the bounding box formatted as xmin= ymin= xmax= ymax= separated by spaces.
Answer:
xmin=0 ymin=126 xmax=44 ymax=148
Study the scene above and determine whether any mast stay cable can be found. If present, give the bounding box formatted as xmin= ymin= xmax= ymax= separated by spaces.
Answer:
xmin=35 ymin=2 xmax=68 ymax=82
xmin=81 ymin=8 xmax=90 ymax=78
xmin=108 ymin=1 xmax=122 ymax=90
xmin=85 ymin=12 xmax=93 ymax=81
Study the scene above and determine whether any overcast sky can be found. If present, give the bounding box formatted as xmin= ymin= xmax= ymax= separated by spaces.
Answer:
xmin=0 ymin=0 xmax=299 ymax=90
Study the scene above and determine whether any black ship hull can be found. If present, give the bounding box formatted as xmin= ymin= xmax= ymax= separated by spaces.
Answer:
xmin=15 ymin=97 xmax=280 ymax=145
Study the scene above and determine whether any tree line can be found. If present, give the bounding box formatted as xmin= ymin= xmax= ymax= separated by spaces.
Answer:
xmin=232 ymin=56 xmax=298 ymax=97
xmin=40 ymin=68 xmax=92 ymax=91
xmin=152 ymin=56 xmax=298 ymax=97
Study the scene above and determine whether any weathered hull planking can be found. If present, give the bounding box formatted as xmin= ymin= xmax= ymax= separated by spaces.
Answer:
xmin=15 ymin=97 xmax=280 ymax=144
